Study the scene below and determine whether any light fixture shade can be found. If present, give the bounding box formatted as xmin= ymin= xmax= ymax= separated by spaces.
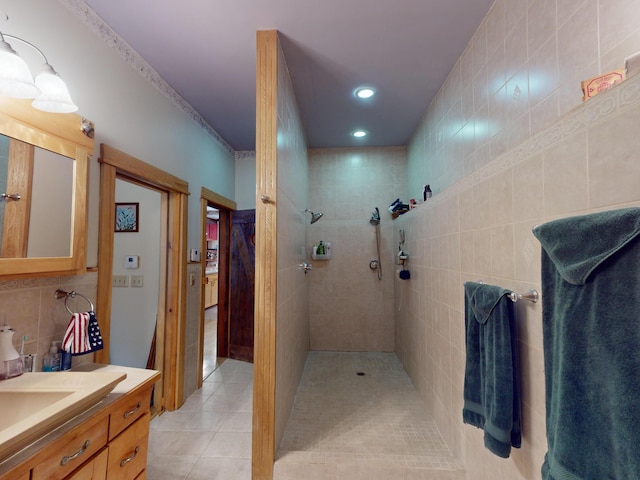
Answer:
xmin=0 ymin=38 xmax=39 ymax=98
xmin=32 ymin=64 xmax=78 ymax=113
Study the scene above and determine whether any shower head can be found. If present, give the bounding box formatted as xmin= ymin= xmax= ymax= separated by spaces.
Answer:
xmin=305 ymin=209 xmax=324 ymax=224
xmin=369 ymin=207 xmax=380 ymax=225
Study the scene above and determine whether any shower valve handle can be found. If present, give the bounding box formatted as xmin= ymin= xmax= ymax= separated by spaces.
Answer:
xmin=299 ymin=262 xmax=313 ymax=274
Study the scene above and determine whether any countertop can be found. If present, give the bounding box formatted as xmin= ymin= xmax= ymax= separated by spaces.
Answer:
xmin=0 ymin=363 xmax=160 ymax=474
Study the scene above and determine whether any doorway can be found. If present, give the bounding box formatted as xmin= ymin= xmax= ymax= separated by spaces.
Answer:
xmin=95 ymin=143 xmax=189 ymax=412
xmin=198 ymin=187 xmax=235 ymax=388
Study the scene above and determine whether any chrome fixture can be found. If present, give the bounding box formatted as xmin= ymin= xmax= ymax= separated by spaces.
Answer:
xmin=369 ymin=207 xmax=382 ymax=280
xmin=298 ymin=262 xmax=313 ymax=274
xmin=0 ymin=27 xmax=78 ymax=113
xmin=305 ymin=209 xmax=323 ymax=224
xmin=369 ymin=207 xmax=380 ymax=225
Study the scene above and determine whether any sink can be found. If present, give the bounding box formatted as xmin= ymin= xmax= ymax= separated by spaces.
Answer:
xmin=0 ymin=371 xmax=126 ymax=461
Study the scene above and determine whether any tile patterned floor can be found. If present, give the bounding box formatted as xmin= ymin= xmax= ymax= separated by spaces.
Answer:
xmin=274 ymin=352 xmax=465 ymax=480
xmin=147 ymin=352 xmax=464 ymax=480
xmin=147 ymin=359 xmax=254 ymax=480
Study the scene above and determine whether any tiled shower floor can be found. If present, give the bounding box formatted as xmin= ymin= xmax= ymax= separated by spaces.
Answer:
xmin=274 ymin=352 xmax=465 ymax=479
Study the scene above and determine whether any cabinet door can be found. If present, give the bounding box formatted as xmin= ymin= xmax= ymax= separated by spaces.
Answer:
xmin=107 ymin=413 xmax=149 ymax=480
xmin=210 ymin=276 xmax=218 ymax=305
xmin=204 ymin=277 xmax=213 ymax=308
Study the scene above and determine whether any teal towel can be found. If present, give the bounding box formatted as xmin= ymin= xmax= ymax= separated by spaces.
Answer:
xmin=463 ymin=281 xmax=522 ymax=458
xmin=533 ymin=207 xmax=640 ymax=480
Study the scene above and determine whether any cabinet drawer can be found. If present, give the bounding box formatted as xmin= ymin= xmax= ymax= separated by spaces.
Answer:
xmin=0 ymin=469 xmax=29 ymax=480
xmin=66 ymin=447 xmax=108 ymax=480
xmin=109 ymin=387 xmax=151 ymax=440
xmin=107 ymin=413 xmax=150 ymax=480
xmin=32 ymin=415 xmax=109 ymax=480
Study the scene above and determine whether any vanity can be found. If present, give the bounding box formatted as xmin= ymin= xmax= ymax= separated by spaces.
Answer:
xmin=0 ymin=364 xmax=159 ymax=480
xmin=0 ymin=98 xmax=159 ymax=479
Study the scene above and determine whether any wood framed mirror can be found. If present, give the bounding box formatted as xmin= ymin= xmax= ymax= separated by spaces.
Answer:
xmin=0 ymin=97 xmax=93 ymax=278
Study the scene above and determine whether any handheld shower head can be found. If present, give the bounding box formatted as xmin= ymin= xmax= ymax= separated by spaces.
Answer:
xmin=369 ymin=207 xmax=380 ymax=225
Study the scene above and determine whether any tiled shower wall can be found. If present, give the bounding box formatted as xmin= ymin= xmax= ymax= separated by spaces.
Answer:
xmin=274 ymin=36 xmax=311 ymax=447
xmin=398 ymin=0 xmax=640 ymax=478
xmin=307 ymin=147 xmax=406 ymax=352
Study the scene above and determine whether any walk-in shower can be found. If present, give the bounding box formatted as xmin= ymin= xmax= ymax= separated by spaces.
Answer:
xmin=369 ymin=207 xmax=382 ymax=280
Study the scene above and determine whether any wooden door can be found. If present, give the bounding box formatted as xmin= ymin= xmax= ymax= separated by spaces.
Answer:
xmin=229 ymin=209 xmax=255 ymax=362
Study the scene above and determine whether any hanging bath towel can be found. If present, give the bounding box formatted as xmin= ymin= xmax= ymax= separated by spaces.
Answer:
xmin=533 ymin=207 xmax=640 ymax=480
xmin=462 ymin=281 xmax=521 ymax=458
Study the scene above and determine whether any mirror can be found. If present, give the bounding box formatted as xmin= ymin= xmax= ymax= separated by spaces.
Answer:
xmin=1 ymin=135 xmax=74 ymax=258
xmin=0 ymin=97 xmax=94 ymax=278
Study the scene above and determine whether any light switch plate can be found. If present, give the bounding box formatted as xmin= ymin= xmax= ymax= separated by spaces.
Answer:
xmin=190 ymin=248 xmax=201 ymax=262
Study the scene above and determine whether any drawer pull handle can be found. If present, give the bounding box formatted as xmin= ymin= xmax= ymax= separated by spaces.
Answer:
xmin=60 ymin=440 xmax=90 ymax=466
xmin=123 ymin=401 xmax=142 ymax=418
xmin=120 ymin=446 xmax=140 ymax=467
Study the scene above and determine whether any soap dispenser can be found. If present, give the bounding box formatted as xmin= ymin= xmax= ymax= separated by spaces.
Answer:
xmin=43 ymin=341 xmax=61 ymax=372
xmin=0 ymin=326 xmax=24 ymax=380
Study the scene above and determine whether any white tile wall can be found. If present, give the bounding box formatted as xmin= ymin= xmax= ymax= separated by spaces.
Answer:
xmin=400 ymin=0 xmax=640 ymax=476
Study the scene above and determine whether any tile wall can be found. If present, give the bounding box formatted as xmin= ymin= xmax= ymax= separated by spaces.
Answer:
xmin=0 ymin=272 xmax=98 ymax=371
xmin=398 ymin=0 xmax=640 ymax=478
xmin=274 ymin=37 xmax=312 ymax=447
xmin=307 ymin=147 xmax=406 ymax=352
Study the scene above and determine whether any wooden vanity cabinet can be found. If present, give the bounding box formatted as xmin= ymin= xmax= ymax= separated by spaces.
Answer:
xmin=0 ymin=367 xmax=158 ymax=480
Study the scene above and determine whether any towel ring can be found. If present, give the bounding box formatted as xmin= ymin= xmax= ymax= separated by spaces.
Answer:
xmin=54 ymin=289 xmax=95 ymax=314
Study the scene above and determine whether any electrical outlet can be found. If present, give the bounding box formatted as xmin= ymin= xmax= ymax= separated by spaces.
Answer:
xmin=130 ymin=275 xmax=144 ymax=287
xmin=112 ymin=275 xmax=129 ymax=287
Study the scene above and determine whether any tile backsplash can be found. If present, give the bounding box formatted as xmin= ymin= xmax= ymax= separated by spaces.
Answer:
xmin=0 ymin=272 xmax=98 ymax=371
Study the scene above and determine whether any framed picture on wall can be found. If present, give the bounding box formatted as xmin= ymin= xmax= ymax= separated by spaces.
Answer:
xmin=114 ymin=203 xmax=139 ymax=232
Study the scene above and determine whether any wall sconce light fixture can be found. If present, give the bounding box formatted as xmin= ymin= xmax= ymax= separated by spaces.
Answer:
xmin=0 ymin=31 xmax=78 ymax=113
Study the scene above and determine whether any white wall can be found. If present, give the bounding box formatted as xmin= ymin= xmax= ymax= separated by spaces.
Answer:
xmin=0 ymin=1 xmax=238 ymax=386
xmin=235 ymin=151 xmax=257 ymax=210
xmin=0 ymin=0 xmax=237 ymax=267
xmin=110 ymin=179 xmax=161 ymax=369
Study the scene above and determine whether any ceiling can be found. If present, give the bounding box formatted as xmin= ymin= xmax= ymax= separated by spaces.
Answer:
xmin=84 ymin=0 xmax=495 ymax=151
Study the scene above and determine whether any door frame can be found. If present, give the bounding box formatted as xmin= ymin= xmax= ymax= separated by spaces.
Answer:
xmin=198 ymin=187 xmax=235 ymax=388
xmin=95 ymin=143 xmax=189 ymax=412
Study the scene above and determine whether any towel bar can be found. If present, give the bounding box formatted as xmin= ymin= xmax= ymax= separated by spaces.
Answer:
xmin=507 ymin=289 xmax=539 ymax=303
xmin=474 ymin=281 xmax=539 ymax=303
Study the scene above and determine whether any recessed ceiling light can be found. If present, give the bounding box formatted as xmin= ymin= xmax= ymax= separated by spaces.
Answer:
xmin=354 ymin=87 xmax=375 ymax=99
xmin=352 ymin=130 xmax=367 ymax=138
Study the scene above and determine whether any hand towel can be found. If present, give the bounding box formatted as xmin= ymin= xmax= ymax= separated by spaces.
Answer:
xmin=533 ymin=207 xmax=640 ymax=480
xmin=62 ymin=312 xmax=91 ymax=355
xmin=463 ymin=281 xmax=522 ymax=458
xmin=87 ymin=311 xmax=104 ymax=353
